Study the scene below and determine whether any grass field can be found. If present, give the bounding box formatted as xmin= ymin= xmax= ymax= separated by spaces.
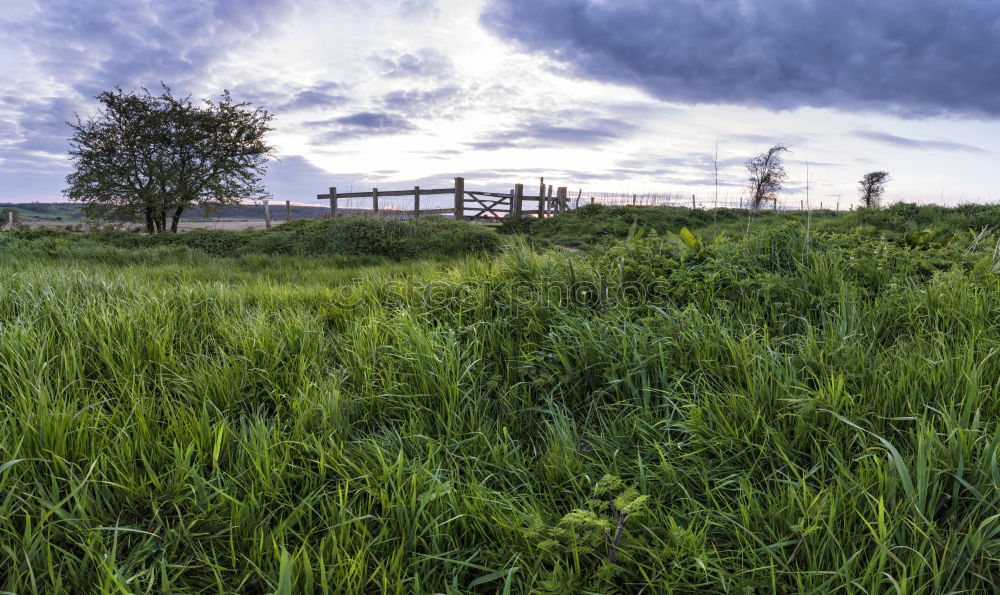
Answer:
xmin=1 ymin=206 xmax=1000 ymax=593
xmin=0 ymin=203 xmax=334 ymax=232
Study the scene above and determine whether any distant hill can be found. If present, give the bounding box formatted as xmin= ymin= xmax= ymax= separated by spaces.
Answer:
xmin=0 ymin=203 xmax=83 ymax=221
xmin=0 ymin=202 xmax=332 ymax=222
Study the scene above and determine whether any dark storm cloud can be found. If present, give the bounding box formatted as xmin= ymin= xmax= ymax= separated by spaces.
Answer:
xmin=467 ymin=117 xmax=635 ymax=150
xmin=853 ymin=131 xmax=988 ymax=153
xmin=481 ymin=0 xmax=1000 ymax=117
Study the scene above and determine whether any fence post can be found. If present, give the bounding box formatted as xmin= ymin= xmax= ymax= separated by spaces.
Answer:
xmin=538 ymin=177 xmax=545 ymax=219
xmin=513 ymin=184 xmax=524 ymax=218
xmin=547 ymin=185 xmax=553 ymax=216
xmin=263 ymin=197 xmax=272 ymax=229
xmin=632 ymin=194 xmax=637 ymax=206
xmin=414 ymin=186 xmax=421 ymax=217
xmin=590 ymin=196 xmax=595 ymax=205
xmin=285 ymin=200 xmax=292 ymax=222
xmin=372 ymin=187 xmax=379 ymax=213
xmin=329 ymin=187 xmax=338 ymax=218
xmin=575 ymin=189 xmax=581 ymax=209
xmin=557 ymin=187 xmax=567 ymax=214
xmin=692 ymin=194 xmax=696 ymax=209
xmin=454 ymin=177 xmax=464 ymax=220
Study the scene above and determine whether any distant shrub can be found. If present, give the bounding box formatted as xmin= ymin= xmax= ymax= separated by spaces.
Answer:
xmin=11 ymin=216 xmax=502 ymax=261
xmin=497 ymin=217 xmax=536 ymax=235
xmin=175 ymin=229 xmax=247 ymax=256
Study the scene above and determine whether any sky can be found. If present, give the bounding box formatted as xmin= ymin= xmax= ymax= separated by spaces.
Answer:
xmin=1 ymin=0 xmax=999 ymax=208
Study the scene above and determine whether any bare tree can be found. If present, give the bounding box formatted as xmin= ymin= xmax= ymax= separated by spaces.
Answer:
xmin=858 ymin=171 xmax=890 ymax=209
xmin=746 ymin=144 xmax=789 ymax=210
xmin=712 ymin=139 xmax=720 ymax=208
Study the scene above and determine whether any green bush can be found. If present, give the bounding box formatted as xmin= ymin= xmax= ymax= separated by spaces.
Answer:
xmin=11 ymin=216 xmax=502 ymax=261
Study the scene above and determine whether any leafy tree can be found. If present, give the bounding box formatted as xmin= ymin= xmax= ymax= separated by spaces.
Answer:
xmin=858 ymin=170 xmax=890 ymax=209
xmin=746 ymin=144 xmax=789 ymax=210
xmin=65 ymin=86 xmax=274 ymax=234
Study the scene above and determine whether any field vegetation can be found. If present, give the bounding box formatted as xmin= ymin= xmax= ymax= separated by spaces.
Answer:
xmin=506 ymin=201 xmax=1000 ymax=249
xmin=1 ymin=206 xmax=999 ymax=593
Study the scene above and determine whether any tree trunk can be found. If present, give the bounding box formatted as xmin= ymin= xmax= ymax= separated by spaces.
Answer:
xmin=158 ymin=211 xmax=167 ymax=233
xmin=145 ymin=209 xmax=155 ymax=234
xmin=170 ymin=206 xmax=184 ymax=233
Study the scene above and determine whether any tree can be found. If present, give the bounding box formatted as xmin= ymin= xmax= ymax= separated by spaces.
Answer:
xmin=745 ymin=144 xmax=789 ymax=210
xmin=712 ymin=138 xmax=720 ymax=208
xmin=65 ymin=86 xmax=274 ymax=233
xmin=858 ymin=171 xmax=890 ymax=209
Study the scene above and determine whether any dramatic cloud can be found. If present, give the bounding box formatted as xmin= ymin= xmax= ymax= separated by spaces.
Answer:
xmin=373 ymin=49 xmax=453 ymax=79
xmin=308 ymin=111 xmax=417 ymax=143
xmin=224 ymin=81 xmax=348 ymax=114
xmin=4 ymin=0 xmax=300 ymax=97
xmin=2 ymin=0 xmax=997 ymax=204
xmin=380 ymin=86 xmax=461 ymax=117
xmin=0 ymin=95 xmax=78 ymax=156
xmin=0 ymin=0 xmax=306 ymax=188
xmin=467 ymin=117 xmax=635 ymax=150
xmin=278 ymin=82 xmax=351 ymax=112
xmin=853 ymin=131 xmax=989 ymax=153
xmin=481 ymin=0 xmax=1000 ymax=117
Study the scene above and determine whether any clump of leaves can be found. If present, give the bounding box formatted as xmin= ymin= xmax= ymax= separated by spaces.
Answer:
xmin=530 ymin=475 xmax=650 ymax=592
xmin=899 ymin=227 xmax=954 ymax=250
xmin=666 ymin=226 xmax=724 ymax=258
xmin=598 ymin=229 xmax=676 ymax=288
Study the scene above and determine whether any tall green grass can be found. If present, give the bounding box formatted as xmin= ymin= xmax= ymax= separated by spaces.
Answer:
xmin=1 ymin=219 xmax=999 ymax=592
xmin=508 ymin=202 xmax=1000 ymax=249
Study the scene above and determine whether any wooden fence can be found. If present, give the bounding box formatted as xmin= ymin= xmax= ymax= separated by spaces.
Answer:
xmin=316 ymin=177 xmax=572 ymax=221
xmin=316 ymin=176 xmax=848 ymax=221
